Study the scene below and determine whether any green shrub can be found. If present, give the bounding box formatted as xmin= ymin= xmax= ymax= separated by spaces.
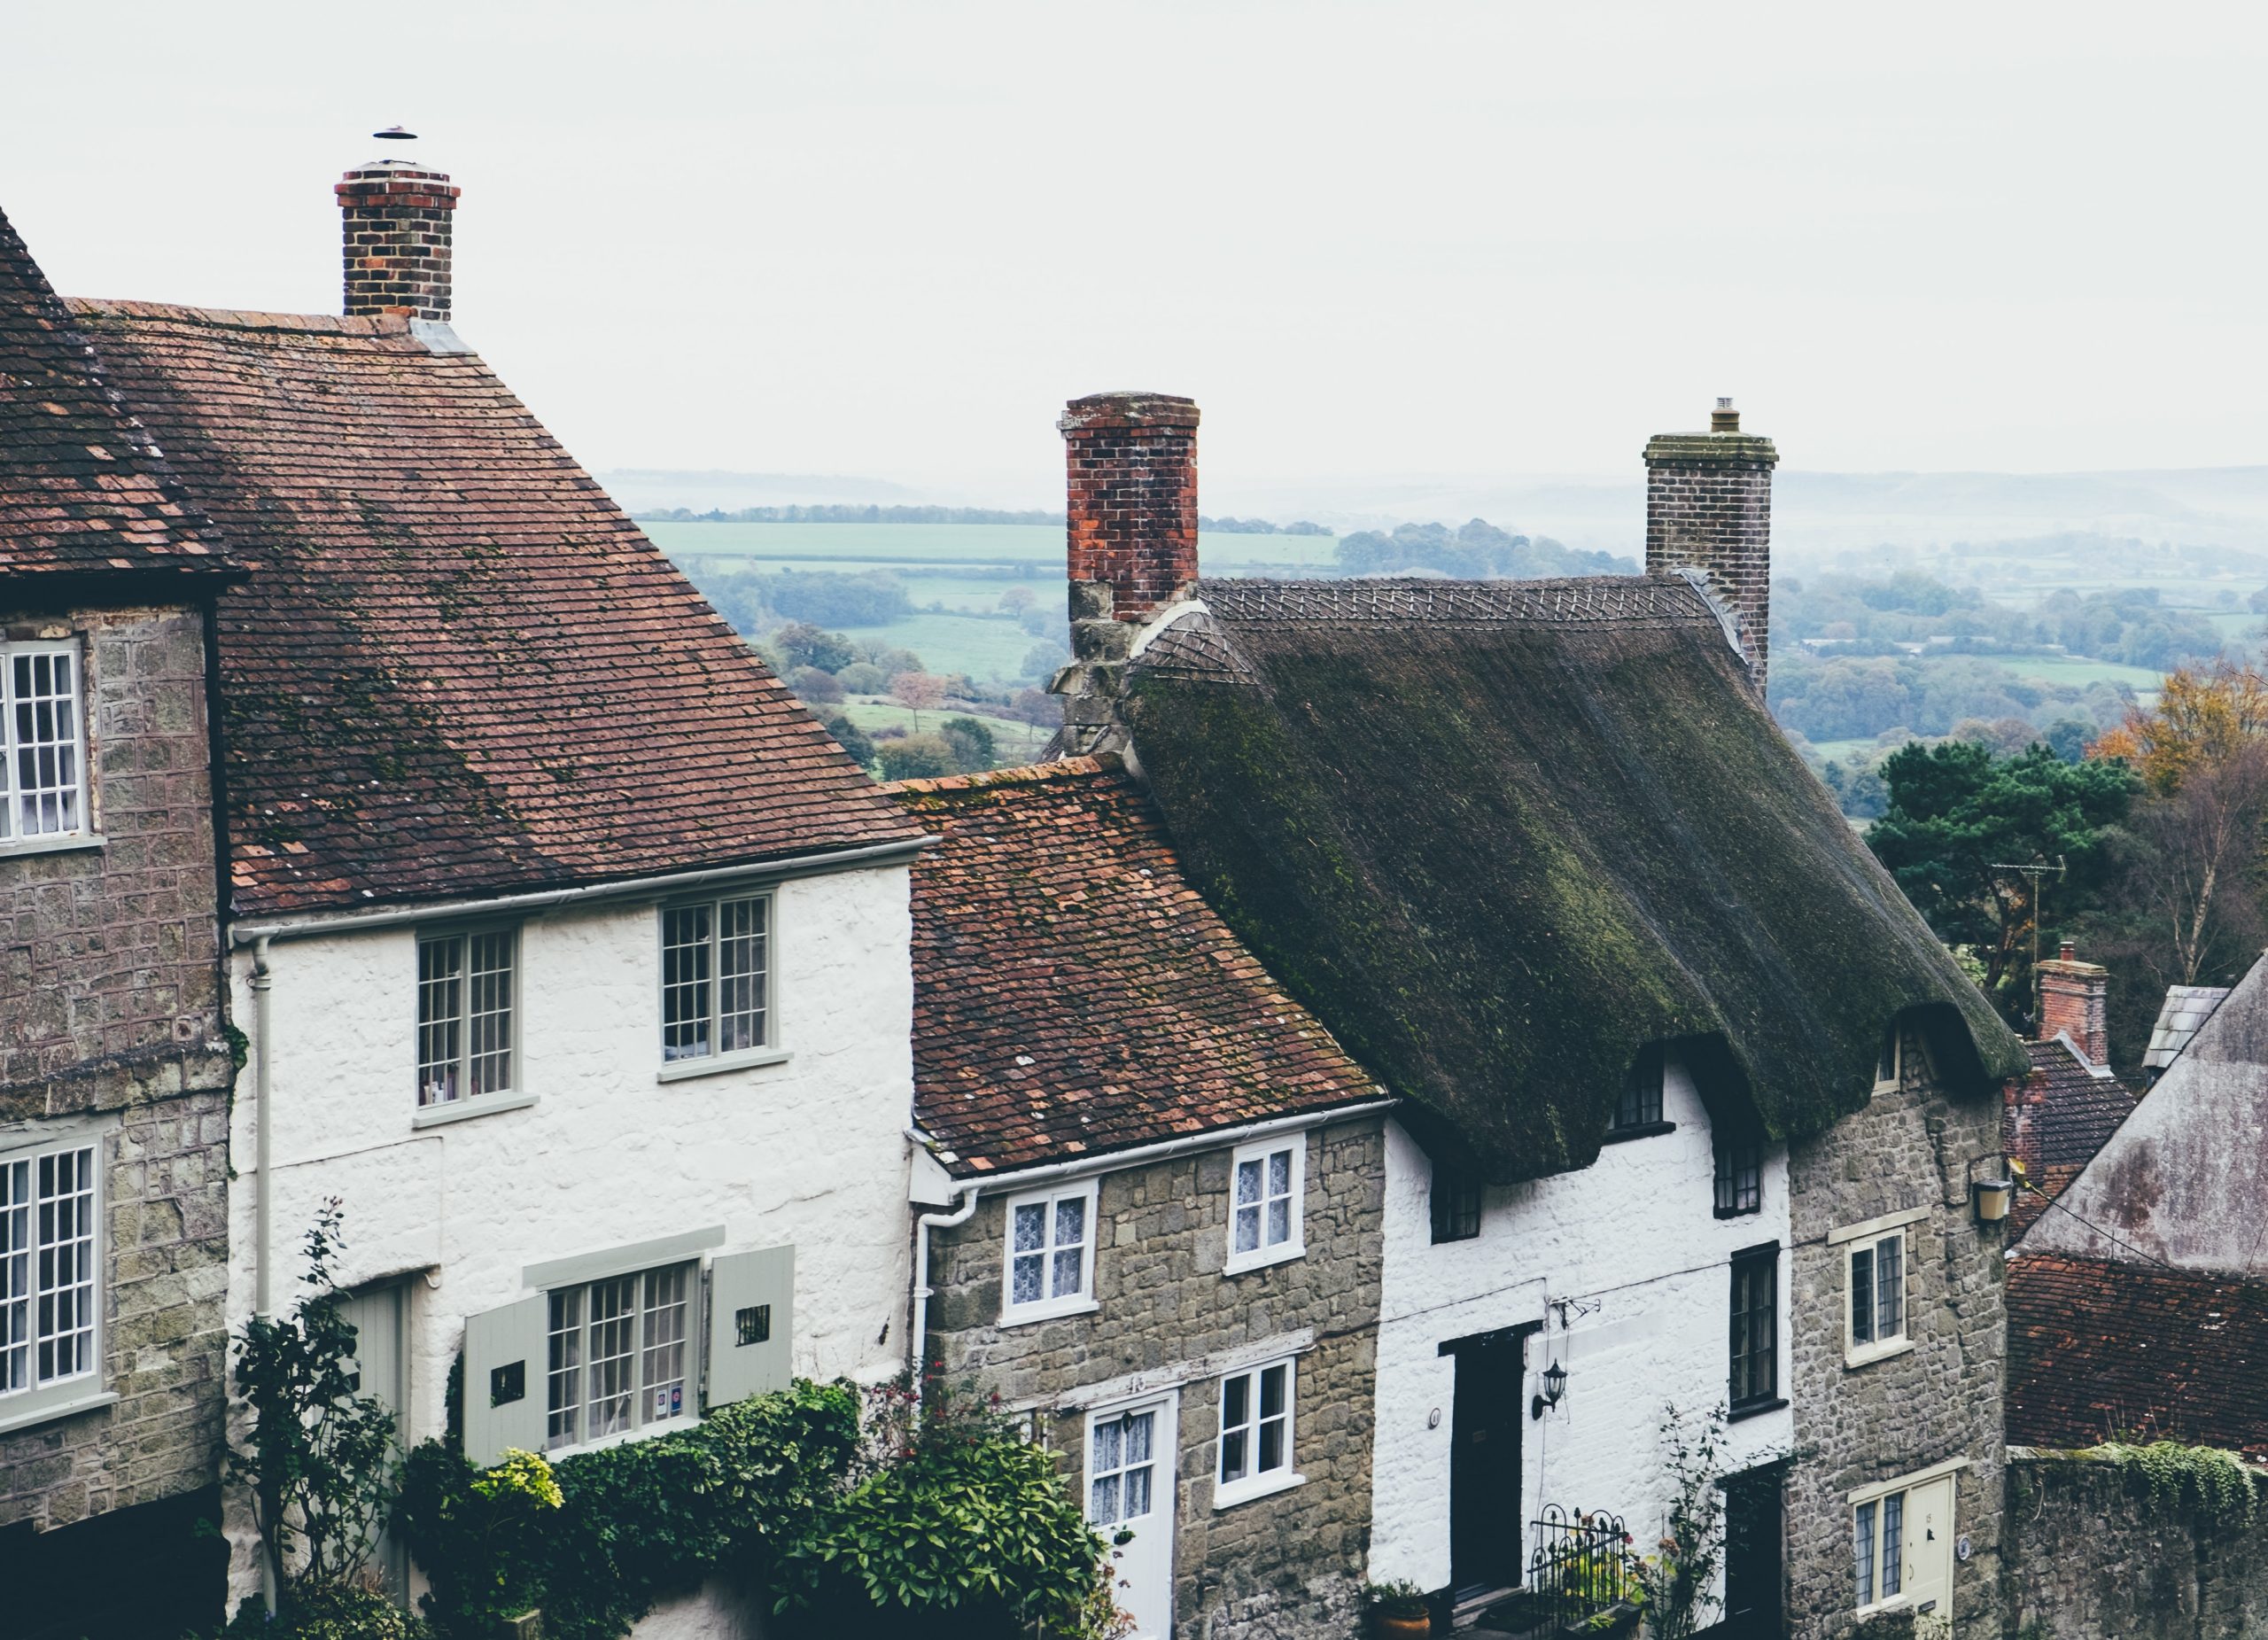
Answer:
xmin=216 ymin=1581 xmax=433 ymax=1639
xmin=2098 ymin=1439 xmax=2258 ymax=1520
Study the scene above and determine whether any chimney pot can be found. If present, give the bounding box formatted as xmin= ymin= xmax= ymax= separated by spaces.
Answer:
xmin=1711 ymin=397 xmax=1740 ymax=432
xmin=336 ymin=156 xmax=460 ymax=322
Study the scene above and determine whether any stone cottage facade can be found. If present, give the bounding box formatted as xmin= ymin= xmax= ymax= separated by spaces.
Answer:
xmin=1047 ymin=391 xmax=2031 ymax=1637
xmin=6 ymin=146 xmax=932 ymax=1634
xmin=896 ymin=760 xmax=1391 ymax=1640
xmin=0 ymin=206 xmax=242 ymax=1638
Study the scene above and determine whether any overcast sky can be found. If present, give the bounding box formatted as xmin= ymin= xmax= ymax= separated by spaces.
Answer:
xmin=5 ymin=2 xmax=2265 ymax=507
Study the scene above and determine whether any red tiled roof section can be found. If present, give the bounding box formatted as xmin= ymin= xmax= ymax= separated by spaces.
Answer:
xmin=2005 ymin=1038 xmax=2139 ymax=1232
xmin=2008 ymin=1252 xmax=2268 ymax=1457
xmin=894 ymin=758 xmax=1384 ymax=1176
xmin=65 ymin=299 xmax=917 ymax=914
xmin=0 ymin=212 xmax=230 ymax=575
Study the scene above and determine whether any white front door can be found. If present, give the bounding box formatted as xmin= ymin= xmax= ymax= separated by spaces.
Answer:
xmin=1899 ymin=1475 xmax=1956 ymax=1619
xmin=340 ymin=1282 xmax=411 ymax=1606
xmin=1087 ymin=1395 xmax=1177 ymax=1640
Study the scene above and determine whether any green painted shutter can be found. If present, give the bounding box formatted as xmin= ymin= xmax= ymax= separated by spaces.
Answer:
xmin=462 ymin=1294 xmax=548 ymax=1468
xmin=705 ymin=1244 xmax=794 ymax=1409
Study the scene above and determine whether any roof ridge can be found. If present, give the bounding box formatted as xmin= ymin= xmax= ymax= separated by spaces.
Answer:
xmin=885 ymin=755 xmax=1113 ymax=797
xmin=66 ymin=297 xmax=406 ymax=338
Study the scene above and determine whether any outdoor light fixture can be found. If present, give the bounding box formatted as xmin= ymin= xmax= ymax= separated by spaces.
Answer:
xmin=1969 ymin=1154 xmax=2015 ymax=1224
xmin=1531 ymin=1359 xmax=1567 ymax=1419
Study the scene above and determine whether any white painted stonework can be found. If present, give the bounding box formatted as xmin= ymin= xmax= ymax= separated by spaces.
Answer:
xmin=1367 ymin=1056 xmax=1793 ymax=1593
xmin=221 ymin=863 xmax=918 ymax=1612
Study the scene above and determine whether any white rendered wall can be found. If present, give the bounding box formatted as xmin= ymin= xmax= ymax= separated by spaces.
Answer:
xmin=1368 ymin=1057 xmax=1793 ymax=1592
xmin=221 ymin=863 xmax=916 ymax=1606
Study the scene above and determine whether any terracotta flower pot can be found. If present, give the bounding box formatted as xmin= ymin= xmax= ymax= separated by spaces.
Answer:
xmin=1372 ymin=1613 xmax=1432 ymax=1639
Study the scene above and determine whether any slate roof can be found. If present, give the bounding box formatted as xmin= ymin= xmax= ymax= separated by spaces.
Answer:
xmin=61 ymin=299 xmax=917 ymax=915
xmin=0 ymin=209 xmax=231 ymax=579
xmin=2145 ymin=984 xmax=2231 ymax=1072
xmin=2008 ymin=1038 xmax=2137 ymax=1234
xmin=892 ymin=758 xmax=1384 ymax=1177
xmin=1122 ymin=573 xmax=2030 ymax=1182
xmin=2008 ymin=1252 xmax=2268 ymax=1457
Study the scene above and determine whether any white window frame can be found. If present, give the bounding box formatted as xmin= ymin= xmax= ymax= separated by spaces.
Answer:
xmin=414 ymin=924 xmax=521 ymax=1112
xmin=998 ymin=1180 xmax=1099 ymax=1325
xmin=0 ymin=1122 xmax=113 ymax=1434
xmin=1214 ymin=1356 xmax=1302 ymax=1508
xmin=1851 ymin=1457 xmax=1968 ymax=1615
xmin=541 ymin=1260 xmax=698 ymax=1455
xmin=1831 ymin=1206 xmax=1926 ymax=1367
xmin=0 ymin=638 xmax=94 ymax=854
xmin=656 ymin=889 xmax=786 ymax=1080
xmin=1223 ymin=1136 xmax=1305 ymax=1275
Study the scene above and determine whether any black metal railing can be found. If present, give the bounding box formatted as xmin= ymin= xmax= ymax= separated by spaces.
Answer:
xmin=1525 ymin=1504 xmax=1636 ymax=1631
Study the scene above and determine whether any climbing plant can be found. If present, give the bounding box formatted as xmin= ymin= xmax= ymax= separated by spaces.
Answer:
xmin=2096 ymin=1439 xmax=2258 ymax=1521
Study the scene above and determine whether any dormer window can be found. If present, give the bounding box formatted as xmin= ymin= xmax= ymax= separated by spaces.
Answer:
xmin=1875 ymin=1022 xmax=1901 ymax=1089
xmin=1605 ymin=1047 xmax=1674 ymax=1142
xmin=1 ymin=641 xmax=88 ymax=847
xmin=1714 ymin=1137 xmax=1762 ymax=1216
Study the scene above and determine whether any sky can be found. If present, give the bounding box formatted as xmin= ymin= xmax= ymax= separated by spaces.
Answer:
xmin=5 ymin=2 xmax=2267 ymax=509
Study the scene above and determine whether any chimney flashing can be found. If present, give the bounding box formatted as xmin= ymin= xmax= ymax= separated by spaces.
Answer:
xmin=1643 ymin=402 xmax=1777 ymax=691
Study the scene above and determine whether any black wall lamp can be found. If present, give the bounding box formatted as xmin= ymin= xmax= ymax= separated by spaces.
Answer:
xmin=1531 ymin=1358 xmax=1567 ymax=1419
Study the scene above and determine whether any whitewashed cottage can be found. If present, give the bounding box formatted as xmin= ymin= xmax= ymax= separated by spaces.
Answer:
xmin=25 ymin=144 xmax=930 ymax=1628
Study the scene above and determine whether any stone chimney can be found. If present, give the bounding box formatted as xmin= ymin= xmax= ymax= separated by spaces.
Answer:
xmin=337 ymin=158 xmax=461 ymax=321
xmin=1049 ymin=392 xmax=1200 ymax=757
xmin=1643 ymin=399 xmax=1777 ymax=689
xmin=2037 ymin=940 xmax=2111 ymax=1066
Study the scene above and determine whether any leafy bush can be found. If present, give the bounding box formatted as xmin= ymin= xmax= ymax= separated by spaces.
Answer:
xmin=788 ymin=665 xmax=844 ymax=703
xmin=773 ymin=621 xmax=859 ymax=674
xmin=816 ymin=709 xmax=877 ymax=769
xmin=938 ymin=716 xmax=997 ymax=772
xmin=836 ymin=661 xmax=889 ymax=694
xmin=2098 ymin=1439 xmax=2258 ymax=1520
xmin=216 ymin=1581 xmax=434 ymax=1639
xmin=876 ymin=735 xmax=958 ymax=781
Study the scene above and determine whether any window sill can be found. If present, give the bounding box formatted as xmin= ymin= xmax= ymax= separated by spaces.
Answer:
xmin=1223 ymin=1240 xmax=1305 ymax=1278
xmin=656 ymin=1045 xmax=792 ymax=1084
xmin=1213 ymin=1469 xmax=1305 ymax=1511
xmin=1601 ymin=1120 xmax=1676 ymax=1146
xmin=998 ymin=1296 xmax=1099 ymax=1330
xmin=0 ymin=1387 xmax=117 ymax=1436
xmin=1713 ymin=1204 xmax=1763 ymax=1221
xmin=1845 ymin=1337 xmax=1915 ymax=1371
xmin=543 ymin=1411 xmax=702 ymax=1462
xmin=1727 ymin=1396 xmax=1790 ymax=1424
xmin=0 ymin=831 xmax=104 ymax=860
xmin=411 ymin=1091 xmax=540 ymax=1130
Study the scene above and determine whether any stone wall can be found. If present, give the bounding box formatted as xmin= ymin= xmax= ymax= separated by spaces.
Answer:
xmin=0 ymin=598 xmax=234 ymax=1553
xmin=927 ymin=1115 xmax=1386 ymax=1640
xmin=2002 ymin=1454 xmax=2268 ymax=1637
xmin=1785 ymin=1022 xmax=2010 ymax=1639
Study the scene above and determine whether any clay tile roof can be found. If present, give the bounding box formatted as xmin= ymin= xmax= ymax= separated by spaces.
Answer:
xmin=892 ymin=758 xmax=1385 ymax=1177
xmin=2008 ymin=1252 xmax=2268 ymax=1457
xmin=1120 ymin=575 xmax=2029 ymax=1183
xmin=0 ymin=210 xmax=232 ymax=577
xmin=2008 ymin=1038 xmax=2139 ymax=1233
xmin=61 ymin=299 xmax=917 ymax=915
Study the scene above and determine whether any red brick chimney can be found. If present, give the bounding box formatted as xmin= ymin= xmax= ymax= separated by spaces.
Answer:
xmin=1643 ymin=399 xmax=1777 ymax=690
xmin=2037 ymin=940 xmax=2110 ymax=1066
xmin=1049 ymin=392 xmax=1200 ymax=757
xmin=337 ymin=156 xmax=461 ymax=321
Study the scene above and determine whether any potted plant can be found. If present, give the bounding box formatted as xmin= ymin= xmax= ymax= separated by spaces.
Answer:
xmin=1365 ymin=1580 xmax=1433 ymax=1638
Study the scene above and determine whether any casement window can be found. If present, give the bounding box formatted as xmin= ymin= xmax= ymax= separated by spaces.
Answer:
xmin=0 ymin=1136 xmax=103 ymax=1422
xmin=544 ymin=1263 xmax=693 ymax=1449
xmin=660 ymin=892 xmax=772 ymax=1065
xmin=1607 ymin=1046 xmax=1670 ymax=1139
xmin=1 ymin=641 xmax=88 ymax=847
xmin=1001 ymin=1182 xmax=1097 ymax=1323
xmin=1876 ymin=1022 xmax=1902 ymax=1089
xmin=1216 ymin=1358 xmax=1300 ymax=1506
xmin=1848 ymin=1229 xmax=1910 ymax=1364
xmin=1728 ymin=1245 xmax=1780 ymax=1412
xmin=1430 ymin=1162 xmax=1482 ymax=1244
xmin=1853 ymin=1463 xmax=1961 ymax=1616
xmin=462 ymin=1240 xmax=794 ymax=1467
xmin=1225 ymin=1138 xmax=1304 ymax=1272
xmin=1714 ymin=1137 xmax=1762 ymax=1217
xmin=416 ymin=929 xmax=517 ymax=1107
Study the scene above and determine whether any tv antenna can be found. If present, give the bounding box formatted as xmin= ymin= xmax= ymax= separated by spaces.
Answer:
xmin=1990 ymin=855 xmax=2067 ymax=1025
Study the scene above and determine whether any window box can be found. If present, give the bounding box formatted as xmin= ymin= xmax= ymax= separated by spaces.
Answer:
xmin=1214 ymin=1357 xmax=1301 ymax=1508
xmin=1 ymin=640 xmax=90 ymax=851
xmin=660 ymin=892 xmax=774 ymax=1069
xmin=1000 ymin=1181 xmax=1098 ymax=1325
xmin=1224 ymin=1138 xmax=1304 ymax=1274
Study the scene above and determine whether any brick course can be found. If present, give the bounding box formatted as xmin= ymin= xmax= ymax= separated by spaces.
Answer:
xmin=336 ymin=162 xmax=461 ymax=321
xmin=928 ymin=1118 xmax=1386 ymax=1639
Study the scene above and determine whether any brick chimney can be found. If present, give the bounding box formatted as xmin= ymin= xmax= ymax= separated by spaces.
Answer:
xmin=337 ymin=159 xmax=461 ymax=321
xmin=1049 ymin=392 xmax=1200 ymax=757
xmin=1643 ymin=399 xmax=1777 ymax=689
xmin=2037 ymin=940 xmax=2111 ymax=1066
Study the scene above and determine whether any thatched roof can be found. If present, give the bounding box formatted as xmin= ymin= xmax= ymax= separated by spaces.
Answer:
xmin=1122 ymin=574 xmax=2027 ymax=1182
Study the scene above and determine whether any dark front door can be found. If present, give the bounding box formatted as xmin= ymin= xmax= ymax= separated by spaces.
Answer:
xmin=1449 ymin=1327 xmax=1528 ymax=1595
xmin=1720 ymin=1465 xmax=1785 ymax=1638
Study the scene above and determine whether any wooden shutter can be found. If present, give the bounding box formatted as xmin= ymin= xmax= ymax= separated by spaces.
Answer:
xmin=462 ymin=1294 xmax=548 ymax=1468
xmin=705 ymin=1244 xmax=794 ymax=1409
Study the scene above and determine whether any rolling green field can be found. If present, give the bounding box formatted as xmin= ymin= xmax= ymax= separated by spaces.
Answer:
xmin=1999 ymin=655 xmax=2164 ymax=695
